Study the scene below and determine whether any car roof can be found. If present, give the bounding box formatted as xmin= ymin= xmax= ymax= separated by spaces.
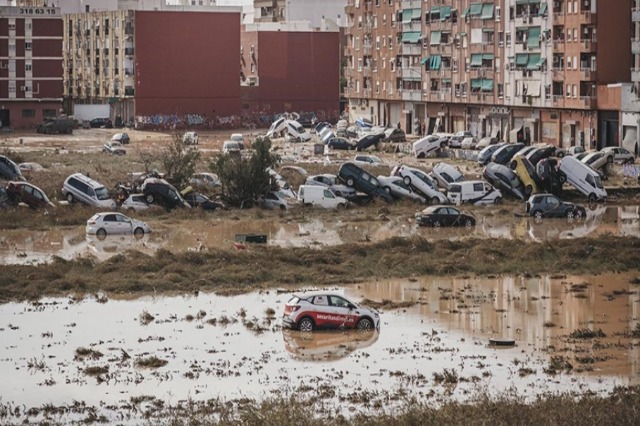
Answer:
xmin=291 ymin=292 xmax=351 ymax=300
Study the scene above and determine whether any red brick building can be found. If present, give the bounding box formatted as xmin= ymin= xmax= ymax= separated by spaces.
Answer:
xmin=0 ymin=5 xmax=63 ymax=129
xmin=240 ymin=27 xmax=340 ymax=121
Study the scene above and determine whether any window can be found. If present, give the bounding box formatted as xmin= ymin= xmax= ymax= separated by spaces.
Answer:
xmin=505 ymin=32 xmax=511 ymax=47
xmin=572 ymin=84 xmax=577 ymax=98
xmin=473 ymin=183 xmax=484 ymax=192
xmin=25 ymin=63 xmax=32 ymax=72
xmin=495 ymin=6 xmax=501 ymax=21
xmin=21 ymin=109 xmax=35 ymax=119
xmin=573 ymin=28 xmax=578 ymax=42
xmin=25 ymin=42 xmax=32 ymax=50
xmin=566 ymin=84 xmax=571 ymax=97
xmin=573 ymin=56 xmax=578 ymax=70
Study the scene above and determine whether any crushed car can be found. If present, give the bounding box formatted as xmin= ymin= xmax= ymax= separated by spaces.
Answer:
xmin=415 ymin=205 xmax=476 ymax=228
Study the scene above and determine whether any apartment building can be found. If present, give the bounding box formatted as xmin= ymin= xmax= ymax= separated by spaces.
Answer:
xmin=345 ymin=0 xmax=632 ymax=149
xmin=63 ymin=7 xmax=241 ymax=125
xmin=0 ymin=4 xmax=63 ymax=129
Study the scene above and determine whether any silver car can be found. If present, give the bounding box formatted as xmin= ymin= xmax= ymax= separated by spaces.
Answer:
xmin=431 ymin=162 xmax=465 ymax=190
xmin=305 ymin=174 xmax=357 ymax=199
xmin=86 ymin=212 xmax=151 ymax=239
xmin=377 ymin=176 xmax=426 ymax=203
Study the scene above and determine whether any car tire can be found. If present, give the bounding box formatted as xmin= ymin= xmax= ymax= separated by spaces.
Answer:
xmin=356 ymin=318 xmax=373 ymax=331
xmin=298 ymin=317 xmax=315 ymax=332
xmin=588 ymin=193 xmax=597 ymax=204
xmin=346 ymin=177 xmax=355 ymax=187
xmin=279 ymin=204 xmax=286 ymax=211
xmin=509 ymin=160 xmax=517 ymax=170
xmin=145 ymin=194 xmax=154 ymax=204
xmin=337 ymin=203 xmax=346 ymax=210
xmin=465 ymin=219 xmax=474 ymax=228
xmin=494 ymin=197 xmax=502 ymax=205
xmin=96 ymin=228 xmax=107 ymax=240
xmin=430 ymin=196 xmax=440 ymax=205
xmin=557 ymin=151 xmax=565 ymax=158
xmin=127 ymin=207 xmax=135 ymax=214
xmin=566 ymin=210 xmax=574 ymax=220
xmin=533 ymin=210 xmax=543 ymax=220
xmin=628 ymin=158 xmax=635 ymax=164
xmin=417 ymin=152 xmax=426 ymax=159
xmin=134 ymin=227 xmax=145 ymax=239
xmin=66 ymin=127 xmax=73 ymax=134
xmin=403 ymin=176 xmax=411 ymax=186
xmin=607 ymin=155 xmax=613 ymax=163
xmin=574 ymin=209 xmax=583 ymax=219
xmin=384 ymin=186 xmax=391 ymax=194
xmin=525 ymin=185 xmax=533 ymax=196
xmin=433 ymin=220 xmax=441 ymax=228
xmin=66 ymin=193 xmax=74 ymax=204
xmin=558 ymin=173 xmax=567 ymax=184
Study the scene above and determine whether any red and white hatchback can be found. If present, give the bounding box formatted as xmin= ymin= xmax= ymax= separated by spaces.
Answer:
xmin=283 ymin=293 xmax=380 ymax=332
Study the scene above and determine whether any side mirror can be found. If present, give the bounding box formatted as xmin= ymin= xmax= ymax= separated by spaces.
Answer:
xmin=348 ymin=303 xmax=356 ymax=310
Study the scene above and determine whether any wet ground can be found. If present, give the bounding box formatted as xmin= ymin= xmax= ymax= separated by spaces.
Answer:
xmin=0 ymin=273 xmax=638 ymax=423
xmin=1 ymin=204 xmax=638 ymax=265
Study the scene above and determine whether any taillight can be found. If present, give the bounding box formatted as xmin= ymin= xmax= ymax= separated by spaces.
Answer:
xmin=88 ymin=221 xmax=96 ymax=225
xmin=284 ymin=305 xmax=301 ymax=314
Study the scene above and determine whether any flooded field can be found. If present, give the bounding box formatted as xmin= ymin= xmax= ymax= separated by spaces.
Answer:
xmin=1 ymin=205 xmax=639 ymax=265
xmin=0 ymin=273 xmax=638 ymax=423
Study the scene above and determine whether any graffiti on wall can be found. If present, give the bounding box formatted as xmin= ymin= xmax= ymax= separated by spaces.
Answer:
xmin=135 ymin=110 xmax=339 ymax=130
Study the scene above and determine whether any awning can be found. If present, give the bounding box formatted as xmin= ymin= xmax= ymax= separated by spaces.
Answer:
xmin=441 ymin=78 xmax=452 ymax=83
xmin=516 ymin=53 xmax=528 ymax=67
xmin=459 ymin=32 xmax=467 ymax=36
xmin=481 ymin=3 xmax=494 ymax=19
xmin=471 ymin=79 xmax=482 ymax=89
xmin=536 ymin=57 xmax=547 ymax=68
xmin=430 ymin=31 xmax=442 ymax=45
xmin=540 ymin=3 xmax=548 ymax=15
xmin=430 ymin=6 xmax=441 ymax=15
xmin=402 ymin=32 xmax=422 ymax=43
xmin=440 ymin=5 xmax=452 ymax=20
xmin=421 ymin=57 xmax=430 ymax=65
xmin=491 ymin=127 xmax=500 ymax=138
xmin=462 ymin=8 xmax=470 ymax=17
xmin=401 ymin=9 xmax=413 ymax=23
xmin=469 ymin=3 xmax=483 ymax=16
xmin=482 ymin=28 xmax=494 ymax=33
xmin=430 ymin=55 xmax=442 ymax=70
xmin=470 ymin=54 xmax=483 ymax=66
xmin=403 ymin=77 xmax=422 ymax=81
xmin=412 ymin=8 xmax=422 ymax=19
xmin=482 ymin=79 xmax=494 ymax=92
xmin=527 ymin=27 xmax=541 ymax=48
xmin=623 ymin=127 xmax=638 ymax=153
xmin=483 ymin=53 xmax=495 ymax=60
xmin=527 ymin=53 xmax=541 ymax=69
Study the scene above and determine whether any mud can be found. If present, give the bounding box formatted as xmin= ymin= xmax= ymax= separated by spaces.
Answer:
xmin=0 ymin=273 xmax=638 ymax=423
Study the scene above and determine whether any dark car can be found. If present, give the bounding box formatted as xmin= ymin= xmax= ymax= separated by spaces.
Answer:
xmin=36 ymin=117 xmax=76 ymax=134
xmin=382 ymin=128 xmax=406 ymax=143
xmin=526 ymin=145 xmax=557 ymax=166
xmin=183 ymin=192 xmax=226 ymax=211
xmin=327 ymin=137 xmax=356 ymax=150
xmin=0 ymin=155 xmax=25 ymax=181
xmin=355 ymin=133 xmax=384 ymax=151
xmin=477 ymin=142 xmax=507 ymax=166
xmin=491 ymin=143 xmax=525 ymax=165
xmin=141 ymin=178 xmax=190 ymax=209
xmin=483 ymin=162 xmax=526 ymax=200
xmin=415 ymin=205 xmax=476 ymax=228
xmin=525 ymin=193 xmax=587 ymax=220
xmin=6 ymin=181 xmax=55 ymax=209
xmin=90 ymin=117 xmax=113 ymax=128
xmin=337 ymin=162 xmax=393 ymax=202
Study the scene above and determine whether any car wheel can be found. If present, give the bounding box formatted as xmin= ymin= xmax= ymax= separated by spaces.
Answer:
xmin=127 ymin=207 xmax=135 ymax=214
xmin=430 ymin=196 xmax=440 ymax=205
xmin=533 ymin=210 xmax=543 ymax=220
xmin=145 ymin=194 xmax=154 ymax=204
xmin=66 ymin=193 xmax=74 ymax=204
xmin=356 ymin=318 xmax=373 ymax=331
xmin=346 ymin=177 xmax=355 ymax=187
xmin=465 ymin=219 xmax=474 ymax=228
xmin=96 ymin=228 xmax=107 ymax=240
xmin=494 ymin=197 xmax=502 ymax=205
xmin=336 ymin=203 xmax=346 ymax=210
xmin=440 ymin=142 xmax=447 ymax=149
xmin=384 ymin=186 xmax=391 ymax=194
xmin=433 ymin=220 xmax=441 ymax=228
xmin=557 ymin=151 xmax=565 ymax=158
xmin=588 ymin=193 xmax=597 ymax=204
xmin=417 ymin=152 xmax=426 ymax=159
xmin=279 ymin=204 xmax=286 ymax=211
xmin=510 ymin=160 xmax=517 ymax=170
xmin=66 ymin=127 xmax=73 ymax=134
xmin=566 ymin=210 xmax=574 ymax=220
xmin=298 ymin=317 xmax=315 ymax=332
xmin=628 ymin=158 xmax=635 ymax=164
xmin=607 ymin=155 xmax=613 ymax=163
xmin=525 ymin=185 xmax=533 ymax=196
xmin=558 ymin=173 xmax=567 ymax=184
xmin=573 ymin=209 xmax=583 ymax=219
xmin=134 ymin=227 xmax=144 ymax=239
xmin=403 ymin=176 xmax=411 ymax=186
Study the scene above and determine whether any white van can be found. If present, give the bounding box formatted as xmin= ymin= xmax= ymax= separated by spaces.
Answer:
xmin=285 ymin=120 xmax=312 ymax=142
xmin=413 ymin=135 xmax=445 ymax=158
xmin=559 ymin=156 xmax=607 ymax=202
xmin=447 ymin=180 xmax=502 ymax=205
xmin=297 ymin=185 xmax=349 ymax=209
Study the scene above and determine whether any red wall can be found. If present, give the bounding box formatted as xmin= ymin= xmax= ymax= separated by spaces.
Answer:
xmin=134 ymin=11 xmax=241 ymax=118
xmin=32 ymin=19 xmax=63 ymax=37
xmin=251 ymin=31 xmax=339 ymax=115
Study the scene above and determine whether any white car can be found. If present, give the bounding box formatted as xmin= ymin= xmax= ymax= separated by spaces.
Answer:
xmin=581 ymin=152 xmax=609 ymax=171
xmin=121 ymin=194 xmax=153 ymax=213
xmin=461 ymin=137 xmax=478 ymax=150
xmin=223 ymin=140 xmax=245 ymax=154
xmin=190 ymin=172 xmax=221 ymax=188
xmin=86 ymin=212 xmax=151 ymax=239
xmin=103 ymin=141 xmax=126 ymax=155
xmin=260 ymin=190 xmax=298 ymax=211
xmin=392 ymin=164 xmax=448 ymax=204
xmin=412 ymin=135 xmax=444 ymax=158
xmin=18 ymin=162 xmax=44 ymax=174
xmin=377 ymin=175 xmax=426 ymax=203
xmin=305 ymin=174 xmax=356 ymax=199
xmin=282 ymin=292 xmax=380 ymax=331
xmin=431 ymin=162 xmax=465 ymax=190
xmin=353 ymin=154 xmax=383 ymax=166
xmin=600 ymin=146 xmax=635 ymax=163
xmin=230 ymin=133 xmax=245 ymax=144
xmin=183 ymin=131 xmax=199 ymax=145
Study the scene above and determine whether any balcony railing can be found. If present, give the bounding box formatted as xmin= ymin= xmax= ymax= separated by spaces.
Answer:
xmin=401 ymin=44 xmax=421 ymax=55
xmin=401 ymin=66 xmax=422 ymax=79
xmin=632 ymin=68 xmax=640 ymax=82
xmin=632 ymin=39 xmax=640 ymax=54
xmin=362 ymin=66 xmax=372 ymax=76
xmin=633 ymin=8 xmax=640 ymax=22
xmin=363 ymin=88 xmax=372 ymax=98
xmin=400 ymin=89 xmax=422 ymax=101
xmin=580 ymin=68 xmax=596 ymax=80
xmin=580 ymin=11 xmax=596 ymax=23
xmin=580 ymin=96 xmax=596 ymax=109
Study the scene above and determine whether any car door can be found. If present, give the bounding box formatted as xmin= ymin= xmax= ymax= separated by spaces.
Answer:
xmin=442 ymin=207 xmax=458 ymax=226
xmin=544 ymin=195 xmax=562 ymax=217
xmin=115 ymin=213 xmax=134 ymax=234
xmin=326 ymin=295 xmax=359 ymax=329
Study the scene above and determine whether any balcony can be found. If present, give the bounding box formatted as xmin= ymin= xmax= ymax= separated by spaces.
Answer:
xmin=580 ymin=11 xmax=596 ymax=24
xmin=581 ymin=68 xmax=596 ymax=81
xmin=402 ymin=0 xmax=422 ymax=8
xmin=632 ymin=39 xmax=640 ymax=55
xmin=580 ymin=95 xmax=596 ymax=109
xmin=401 ymin=44 xmax=421 ymax=55
xmin=553 ymin=39 xmax=565 ymax=51
xmin=401 ymin=66 xmax=422 ymax=80
xmin=552 ymin=95 xmax=565 ymax=107
xmin=124 ymin=87 xmax=135 ymax=96
xmin=632 ymin=68 xmax=640 ymax=82
xmin=402 ymin=21 xmax=422 ymax=32
xmin=553 ymin=13 xmax=565 ymax=25
xmin=124 ymin=48 xmax=134 ymax=56
xmin=429 ymin=90 xmax=452 ymax=102
xmin=362 ymin=66 xmax=372 ymax=77
xmin=633 ymin=8 xmax=640 ymax=22
xmin=580 ymin=38 xmax=597 ymax=52
xmin=363 ymin=88 xmax=372 ymax=98
xmin=363 ymin=45 xmax=372 ymax=55
xmin=400 ymin=89 xmax=422 ymax=101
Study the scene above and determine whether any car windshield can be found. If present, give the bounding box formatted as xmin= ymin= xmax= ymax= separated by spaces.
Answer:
xmin=95 ymin=187 xmax=111 ymax=200
xmin=510 ymin=175 xmax=522 ymax=187
xmin=593 ymin=175 xmax=604 ymax=189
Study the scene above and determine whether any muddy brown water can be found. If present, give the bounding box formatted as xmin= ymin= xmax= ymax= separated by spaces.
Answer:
xmin=1 ymin=205 xmax=638 ymax=265
xmin=0 ymin=273 xmax=637 ymax=423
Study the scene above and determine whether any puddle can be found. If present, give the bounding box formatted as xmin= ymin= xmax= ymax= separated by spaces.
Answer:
xmin=0 ymin=273 xmax=638 ymax=423
xmin=1 ymin=206 xmax=639 ymax=265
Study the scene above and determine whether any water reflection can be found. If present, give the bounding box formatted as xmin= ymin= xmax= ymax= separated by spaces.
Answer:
xmin=282 ymin=329 xmax=380 ymax=362
xmin=0 ymin=205 xmax=638 ymax=264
